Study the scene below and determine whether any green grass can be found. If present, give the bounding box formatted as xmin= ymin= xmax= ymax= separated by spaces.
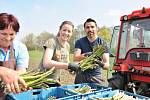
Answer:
xmin=29 ymin=50 xmax=43 ymax=62
xmin=28 ymin=50 xmax=43 ymax=69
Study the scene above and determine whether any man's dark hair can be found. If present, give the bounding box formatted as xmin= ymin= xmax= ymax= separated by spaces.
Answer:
xmin=84 ymin=18 xmax=97 ymax=28
xmin=0 ymin=13 xmax=20 ymax=32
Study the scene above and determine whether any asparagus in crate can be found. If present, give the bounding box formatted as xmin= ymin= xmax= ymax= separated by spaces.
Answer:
xmin=79 ymin=45 xmax=105 ymax=71
xmin=70 ymin=85 xmax=92 ymax=94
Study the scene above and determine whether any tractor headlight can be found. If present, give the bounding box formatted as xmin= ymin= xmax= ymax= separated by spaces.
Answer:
xmin=123 ymin=15 xmax=128 ymax=21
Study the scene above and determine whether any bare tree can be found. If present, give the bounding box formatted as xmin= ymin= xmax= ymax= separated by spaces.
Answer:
xmin=36 ymin=31 xmax=54 ymax=50
xmin=22 ymin=33 xmax=37 ymax=50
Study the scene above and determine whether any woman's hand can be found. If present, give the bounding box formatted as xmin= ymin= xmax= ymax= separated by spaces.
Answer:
xmin=0 ymin=67 xmax=27 ymax=93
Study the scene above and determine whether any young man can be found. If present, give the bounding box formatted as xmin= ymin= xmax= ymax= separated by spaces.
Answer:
xmin=0 ymin=13 xmax=29 ymax=96
xmin=74 ymin=18 xmax=109 ymax=85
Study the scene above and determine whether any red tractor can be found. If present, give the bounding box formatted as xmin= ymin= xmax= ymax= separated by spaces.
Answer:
xmin=108 ymin=7 xmax=150 ymax=97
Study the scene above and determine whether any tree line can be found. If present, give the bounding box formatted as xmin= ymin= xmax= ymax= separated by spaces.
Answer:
xmin=22 ymin=24 xmax=112 ymax=53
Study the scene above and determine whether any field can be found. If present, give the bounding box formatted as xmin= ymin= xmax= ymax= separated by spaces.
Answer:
xmin=28 ymin=50 xmax=43 ymax=69
xmin=28 ymin=50 xmax=114 ymax=85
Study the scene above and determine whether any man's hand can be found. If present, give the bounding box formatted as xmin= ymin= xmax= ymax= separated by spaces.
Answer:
xmin=68 ymin=62 xmax=80 ymax=72
xmin=0 ymin=67 xmax=27 ymax=93
xmin=84 ymin=52 xmax=93 ymax=57
xmin=95 ymin=60 xmax=104 ymax=68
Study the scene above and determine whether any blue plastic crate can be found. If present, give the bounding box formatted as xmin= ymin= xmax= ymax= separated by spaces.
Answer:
xmin=86 ymin=90 xmax=150 ymax=100
xmin=60 ymin=83 xmax=111 ymax=94
xmin=6 ymin=89 xmax=43 ymax=100
xmin=6 ymin=87 xmax=77 ymax=100
xmin=59 ymin=88 xmax=112 ymax=100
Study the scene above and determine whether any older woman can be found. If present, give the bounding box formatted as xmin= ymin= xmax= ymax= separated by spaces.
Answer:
xmin=0 ymin=13 xmax=29 ymax=99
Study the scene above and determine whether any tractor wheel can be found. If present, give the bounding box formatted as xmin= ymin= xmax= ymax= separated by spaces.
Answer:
xmin=108 ymin=72 xmax=126 ymax=90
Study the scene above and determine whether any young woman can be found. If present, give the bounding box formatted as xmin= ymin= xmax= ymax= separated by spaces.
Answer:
xmin=41 ymin=21 xmax=79 ymax=81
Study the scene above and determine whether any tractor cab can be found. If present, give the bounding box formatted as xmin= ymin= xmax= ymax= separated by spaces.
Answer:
xmin=109 ymin=7 xmax=150 ymax=97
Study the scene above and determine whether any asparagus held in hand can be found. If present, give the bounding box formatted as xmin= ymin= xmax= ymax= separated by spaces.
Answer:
xmin=79 ymin=45 xmax=105 ymax=71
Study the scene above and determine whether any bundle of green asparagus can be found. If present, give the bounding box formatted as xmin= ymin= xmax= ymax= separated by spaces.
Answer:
xmin=1 ymin=67 xmax=61 ymax=92
xmin=19 ymin=67 xmax=61 ymax=89
xmin=79 ymin=45 xmax=105 ymax=71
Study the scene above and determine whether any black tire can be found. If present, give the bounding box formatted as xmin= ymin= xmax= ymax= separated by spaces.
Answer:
xmin=108 ymin=72 xmax=126 ymax=90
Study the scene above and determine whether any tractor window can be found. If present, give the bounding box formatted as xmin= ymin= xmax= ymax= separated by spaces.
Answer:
xmin=119 ymin=18 xmax=150 ymax=59
xmin=110 ymin=26 xmax=120 ymax=56
xmin=119 ymin=22 xmax=128 ymax=59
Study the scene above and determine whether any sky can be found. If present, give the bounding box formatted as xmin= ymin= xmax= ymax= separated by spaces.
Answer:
xmin=0 ymin=0 xmax=150 ymax=40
